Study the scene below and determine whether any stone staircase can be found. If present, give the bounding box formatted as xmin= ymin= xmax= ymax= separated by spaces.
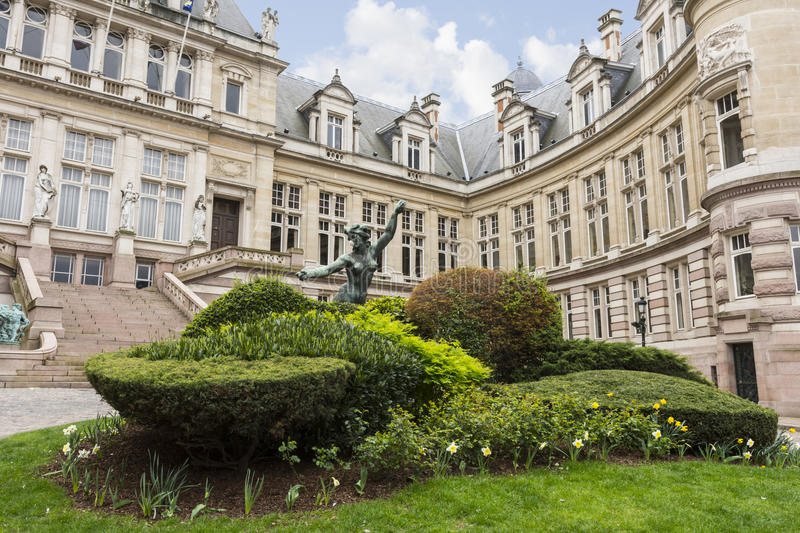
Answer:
xmin=0 ymin=282 xmax=188 ymax=388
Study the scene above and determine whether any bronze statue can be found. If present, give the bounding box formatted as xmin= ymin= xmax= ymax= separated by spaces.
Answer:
xmin=297 ymin=200 xmax=405 ymax=304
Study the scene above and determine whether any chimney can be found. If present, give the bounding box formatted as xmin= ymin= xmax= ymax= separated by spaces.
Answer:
xmin=421 ymin=93 xmax=441 ymax=142
xmin=492 ymin=79 xmax=514 ymax=132
xmin=597 ymin=9 xmax=623 ymax=62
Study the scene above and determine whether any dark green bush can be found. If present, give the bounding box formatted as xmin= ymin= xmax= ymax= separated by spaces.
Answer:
xmin=182 ymin=277 xmax=314 ymax=337
xmin=506 ymin=370 xmax=778 ymax=447
xmin=85 ymin=352 xmax=354 ymax=461
xmin=405 ymin=268 xmax=562 ymax=381
xmin=534 ymin=339 xmax=711 ymax=384
xmin=127 ymin=312 xmax=427 ymax=448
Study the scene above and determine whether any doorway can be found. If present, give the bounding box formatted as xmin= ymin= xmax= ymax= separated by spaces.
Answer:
xmin=210 ymin=198 xmax=240 ymax=250
xmin=732 ymin=343 xmax=758 ymax=403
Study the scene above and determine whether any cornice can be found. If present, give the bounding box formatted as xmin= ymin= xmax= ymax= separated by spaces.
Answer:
xmin=701 ymin=173 xmax=800 ymax=211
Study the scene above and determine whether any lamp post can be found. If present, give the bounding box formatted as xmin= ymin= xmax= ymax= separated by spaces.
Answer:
xmin=631 ymin=296 xmax=648 ymax=347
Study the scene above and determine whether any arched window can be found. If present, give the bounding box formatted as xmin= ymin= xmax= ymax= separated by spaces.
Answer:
xmin=0 ymin=0 xmax=11 ymax=50
xmin=70 ymin=21 xmax=93 ymax=72
xmin=102 ymin=31 xmax=125 ymax=80
xmin=146 ymin=44 xmax=165 ymax=92
xmin=174 ymin=53 xmax=192 ymax=99
xmin=21 ymin=4 xmax=47 ymax=59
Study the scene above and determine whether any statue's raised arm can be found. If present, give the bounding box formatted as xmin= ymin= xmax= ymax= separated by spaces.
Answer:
xmin=373 ymin=200 xmax=405 ymax=255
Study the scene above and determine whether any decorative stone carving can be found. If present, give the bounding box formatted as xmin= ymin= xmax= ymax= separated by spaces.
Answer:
xmin=0 ymin=303 xmax=30 ymax=345
xmin=696 ymin=23 xmax=751 ymax=79
xmin=137 ymin=0 xmax=150 ymax=11
xmin=191 ymin=195 xmax=207 ymax=241
xmin=33 ymin=165 xmax=57 ymax=219
xmin=203 ymin=0 xmax=219 ymax=21
xmin=119 ymin=181 xmax=139 ymax=232
xmin=261 ymin=7 xmax=278 ymax=41
xmin=211 ymin=157 xmax=249 ymax=179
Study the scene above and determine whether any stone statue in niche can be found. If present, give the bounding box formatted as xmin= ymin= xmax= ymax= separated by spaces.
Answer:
xmin=119 ymin=181 xmax=139 ymax=232
xmin=33 ymin=165 xmax=57 ymax=219
xmin=261 ymin=8 xmax=279 ymax=41
xmin=697 ymin=23 xmax=751 ymax=79
xmin=192 ymin=195 xmax=207 ymax=241
xmin=0 ymin=303 xmax=30 ymax=344
xmin=203 ymin=0 xmax=218 ymax=21
xmin=297 ymin=200 xmax=406 ymax=304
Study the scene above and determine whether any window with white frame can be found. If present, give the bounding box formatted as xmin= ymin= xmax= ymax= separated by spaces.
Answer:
xmin=225 ymin=81 xmax=241 ymax=114
xmin=671 ymin=266 xmax=687 ymax=330
xmin=581 ymin=88 xmax=594 ymax=126
xmin=548 ymin=188 xmax=572 ymax=266
xmin=731 ymin=233 xmax=754 ymax=298
xmin=622 ymin=158 xmax=633 ymax=185
xmin=146 ymin=44 xmax=166 ymax=92
xmin=142 ymin=148 xmax=162 ymax=176
xmin=376 ymin=203 xmax=387 ymax=226
xmin=64 ymin=131 xmax=87 ymax=162
xmin=163 ymin=186 xmax=183 ymax=242
xmin=660 ymin=122 xmax=690 ymax=229
xmin=270 ymin=182 xmax=301 ymax=252
xmin=0 ymin=157 xmax=26 ymax=220
xmin=70 ymin=21 xmax=93 ymax=72
xmin=135 ymin=261 xmax=154 ymax=289
xmin=272 ymin=183 xmax=284 ymax=207
xmin=716 ymin=91 xmax=744 ymax=169
xmin=791 ymin=226 xmax=800 ymax=292
xmin=564 ymin=294 xmax=574 ymax=339
xmin=621 ymin=150 xmax=649 ymax=244
xmin=86 ymin=172 xmax=111 ymax=232
xmin=6 ymin=119 xmax=32 ymax=151
xmin=327 ymin=114 xmax=343 ymax=150
xmin=512 ymin=202 xmax=535 ymax=269
xmin=103 ymin=31 xmax=125 ymax=80
xmin=402 ymin=235 xmax=425 ymax=279
xmin=166 ymin=153 xmax=186 ymax=181
xmin=624 ymin=190 xmax=637 ymax=245
xmin=437 ymin=215 xmax=459 ymax=272
xmin=478 ymin=213 xmax=500 ymax=269
xmin=137 ymin=181 xmax=160 ymax=238
xmin=585 ymin=171 xmax=610 ymax=256
xmin=0 ymin=0 xmax=10 ymax=50
xmin=287 ymin=185 xmax=300 ymax=210
xmin=81 ymin=256 xmax=104 ymax=286
xmin=319 ymin=191 xmax=330 ymax=216
xmin=50 ymin=253 xmax=75 ymax=283
xmin=21 ymin=4 xmax=47 ymax=59
xmin=362 ymin=200 xmax=373 ymax=223
xmin=92 ymin=137 xmax=114 ymax=168
xmin=407 ymin=137 xmax=421 ymax=170
xmin=512 ymin=129 xmax=525 ymax=164
xmin=675 ymin=123 xmax=684 ymax=155
xmin=317 ymin=220 xmax=345 ymax=266
xmin=175 ymin=53 xmax=192 ymax=100
xmin=56 ymin=167 xmax=83 ymax=228
xmin=360 ymin=200 xmax=388 ymax=272
xmin=654 ymin=25 xmax=666 ymax=68
xmin=334 ymin=194 xmax=346 ymax=218
xmin=591 ymin=287 xmax=607 ymax=339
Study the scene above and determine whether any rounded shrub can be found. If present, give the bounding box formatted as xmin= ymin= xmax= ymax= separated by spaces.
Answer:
xmin=85 ymin=352 xmax=354 ymax=459
xmin=182 ymin=277 xmax=314 ymax=337
xmin=405 ymin=268 xmax=562 ymax=381
xmin=534 ymin=339 xmax=711 ymax=384
xmin=506 ymin=370 xmax=778 ymax=447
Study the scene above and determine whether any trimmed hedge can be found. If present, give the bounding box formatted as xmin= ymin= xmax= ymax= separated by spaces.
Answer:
xmin=363 ymin=296 xmax=408 ymax=322
xmin=534 ymin=339 xmax=711 ymax=385
xmin=506 ymin=370 xmax=778 ymax=447
xmin=406 ymin=268 xmax=562 ymax=381
xmin=85 ymin=352 xmax=355 ymax=454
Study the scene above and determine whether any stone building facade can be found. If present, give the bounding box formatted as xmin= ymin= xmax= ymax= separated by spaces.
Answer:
xmin=0 ymin=0 xmax=798 ymax=416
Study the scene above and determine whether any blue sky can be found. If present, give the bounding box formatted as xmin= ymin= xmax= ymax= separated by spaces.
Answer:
xmin=236 ymin=1 xmax=641 ymax=123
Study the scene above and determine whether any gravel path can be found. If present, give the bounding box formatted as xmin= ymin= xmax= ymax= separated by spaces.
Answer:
xmin=0 ymin=388 xmax=113 ymax=440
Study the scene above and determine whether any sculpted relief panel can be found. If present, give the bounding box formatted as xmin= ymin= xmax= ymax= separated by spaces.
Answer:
xmin=697 ymin=23 xmax=752 ymax=80
xmin=210 ymin=157 xmax=250 ymax=180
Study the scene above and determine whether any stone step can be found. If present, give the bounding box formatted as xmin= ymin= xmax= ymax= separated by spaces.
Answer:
xmin=1 ymin=381 xmax=92 ymax=388
xmin=0 ymin=374 xmax=87 ymax=382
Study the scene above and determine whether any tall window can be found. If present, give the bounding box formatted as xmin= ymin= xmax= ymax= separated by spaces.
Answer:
xmin=0 ymin=157 xmax=26 ymax=220
xmin=271 ymin=182 xmax=301 ymax=252
xmin=791 ymin=226 xmax=800 ymax=292
xmin=81 ymin=257 xmax=104 ymax=286
xmin=70 ymin=21 xmax=93 ymax=72
xmin=512 ymin=129 xmax=525 ymax=163
xmin=438 ymin=216 xmax=459 ymax=272
xmin=86 ymin=173 xmax=110 ymax=232
xmin=716 ymin=91 xmax=744 ymax=168
xmin=671 ymin=266 xmax=687 ymax=330
xmin=56 ymin=167 xmax=83 ymax=228
xmin=513 ymin=203 xmax=535 ymax=269
xmin=103 ymin=31 xmax=125 ymax=80
xmin=146 ymin=44 xmax=166 ymax=92
xmin=622 ymin=149 xmax=649 ymax=245
xmin=582 ymin=88 xmax=594 ymax=126
xmin=92 ymin=137 xmax=114 ymax=168
xmin=21 ymin=5 xmax=47 ymax=59
xmin=137 ymin=181 xmax=160 ymax=238
xmin=548 ymin=188 xmax=572 ymax=266
xmin=591 ymin=287 xmax=607 ymax=339
xmin=478 ymin=214 xmax=500 ymax=269
xmin=660 ymin=122 xmax=690 ymax=229
xmin=654 ymin=25 xmax=666 ymax=68
xmin=622 ymin=158 xmax=632 ymax=185
xmin=50 ymin=253 xmax=75 ymax=283
xmin=624 ymin=190 xmax=637 ymax=244
xmin=408 ymin=137 xmax=421 ymax=170
xmin=318 ymin=220 xmax=345 ymax=266
xmin=166 ymin=153 xmax=186 ymax=181
xmin=0 ymin=0 xmax=10 ymax=50
xmin=135 ymin=261 xmax=155 ymax=289
xmin=584 ymin=172 xmax=609 ymax=256
xmin=319 ymin=191 xmax=330 ymax=216
xmin=174 ymin=54 xmax=192 ymax=100
xmin=731 ymin=233 xmax=754 ymax=298
xmin=64 ymin=131 xmax=87 ymax=162
xmin=362 ymin=200 xmax=388 ymax=272
xmin=6 ymin=119 xmax=32 ymax=151
xmin=334 ymin=194 xmax=346 ymax=218
xmin=327 ymin=115 xmax=343 ymax=150
xmin=163 ymin=186 xmax=183 ymax=242
xmin=225 ymin=81 xmax=241 ymax=114
xmin=638 ymin=183 xmax=649 ymax=240
xmin=564 ymin=295 xmax=574 ymax=339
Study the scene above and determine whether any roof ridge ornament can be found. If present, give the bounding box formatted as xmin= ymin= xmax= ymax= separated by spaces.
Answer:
xmin=332 ymin=68 xmax=342 ymax=84
xmin=517 ymin=56 xmax=523 ymax=68
xmin=410 ymin=96 xmax=420 ymax=111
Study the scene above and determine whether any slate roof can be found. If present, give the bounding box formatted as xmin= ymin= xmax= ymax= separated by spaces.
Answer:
xmin=153 ymin=0 xmax=256 ymax=39
xmin=274 ymin=29 xmax=643 ymax=185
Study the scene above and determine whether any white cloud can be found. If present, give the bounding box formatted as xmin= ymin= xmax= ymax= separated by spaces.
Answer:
xmin=478 ymin=14 xmax=495 ymax=28
xmin=294 ymin=0 xmax=510 ymax=123
xmin=521 ymin=35 xmax=603 ymax=85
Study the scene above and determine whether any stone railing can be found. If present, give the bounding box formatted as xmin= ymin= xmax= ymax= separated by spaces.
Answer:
xmin=511 ymin=160 xmax=528 ymax=176
xmin=68 ymin=69 xmax=91 ymax=88
xmin=19 ymin=57 xmax=43 ymax=75
xmin=581 ymin=122 xmax=597 ymax=140
xmin=407 ymin=169 xmax=422 ymax=181
xmin=326 ymin=147 xmax=345 ymax=162
xmin=15 ymin=257 xmax=64 ymax=339
xmin=0 ymin=331 xmax=57 ymax=375
xmin=160 ymin=272 xmax=207 ymax=319
xmin=173 ymin=246 xmax=294 ymax=280
xmin=103 ymin=79 xmax=124 ymax=97
xmin=176 ymin=98 xmax=195 ymax=115
xmin=146 ymin=91 xmax=166 ymax=107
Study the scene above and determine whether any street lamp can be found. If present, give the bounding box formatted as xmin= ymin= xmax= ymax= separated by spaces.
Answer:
xmin=631 ymin=296 xmax=648 ymax=347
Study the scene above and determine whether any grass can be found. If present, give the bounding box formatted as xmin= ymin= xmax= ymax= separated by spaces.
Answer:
xmin=2 ymin=422 xmax=799 ymax=532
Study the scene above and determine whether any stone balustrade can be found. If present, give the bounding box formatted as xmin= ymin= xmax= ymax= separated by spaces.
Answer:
xmin=172 ymin=246 xmax=297 ymax=280
xmin=15 ymin=257 xmax=64 ymax=340
xmin=160 ymin=272 xmax=208 ymax=319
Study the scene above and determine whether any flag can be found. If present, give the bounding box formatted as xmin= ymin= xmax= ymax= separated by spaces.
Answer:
xmin=182 ymin=0 xmax=193 ymax=12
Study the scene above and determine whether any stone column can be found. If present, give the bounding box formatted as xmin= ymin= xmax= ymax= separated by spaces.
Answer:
xmin=736 ymin=69 xmax=758 ymax=163
xmin=124 ymin=28 xmax=149 ymax=100
xmin=45 ymin=3 xmax=75 ymax=79
xmin=194 ymin=50 xmax=213 ymax=105
xmin=8 ymin=0 xmax=24 ymax=52
xmin=694 ymin=95 xmax=721 ymax=176
xmin=308 ymin=110 xmax=320 ymax=142
xmin=164 ymin=41 xmax=179 ymax=96
xmin=531 ymin=120 xmax=541 ymax=155
xmin=599 ymin=73 xmax=612 ymax=115
xmin=91 ymin=17 xmax=107 ymax=75
xmin=303 ymin=179 xmax=320 ymax=265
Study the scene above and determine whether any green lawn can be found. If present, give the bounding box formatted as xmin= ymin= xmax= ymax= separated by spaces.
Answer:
xmin=2 ymin=423 xmax=799 ymax=533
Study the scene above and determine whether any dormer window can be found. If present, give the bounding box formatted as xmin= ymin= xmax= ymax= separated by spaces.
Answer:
xmin=327 ymin=115 xmax=343 ymax=150
xmin=71 ymin=21 xmax=93 ymax=72
xmin=654 ymin=26 xmax=666 ymax=68
xmin=581 ymin=88 xmax=594 ymax=126
xmin=21 ymin=4 xmax=47 ymax=59
xmin=408 ymin=137 xmax=421 ymax=170
xmin=512 ymin=130 xmax=525 ymax=163
xmin=175 ymin=53 xmax=193 ymax=100
xmin=103 ymin=31 xmax=125 ymax=80
xmin=147 ymin=44 xmax=166 ymax=92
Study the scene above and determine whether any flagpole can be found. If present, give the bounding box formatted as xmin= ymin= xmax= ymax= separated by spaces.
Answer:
xmin=174 ymin=6 xmax=192 ymax=94
xmin=105 ymin=0 xmax=116 ymax=32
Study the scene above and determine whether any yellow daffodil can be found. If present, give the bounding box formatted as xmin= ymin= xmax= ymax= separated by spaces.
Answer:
xmin=573 ymin=439 xmax=583 ymax=449
xmin=62 ymin=443 xmax=71 ymax=455
xmin=675 ymin=420 xmax=682 ymax=427
xmin=653 ymin=403 xmax=661 ymax=410
xmin=744 ymin=452 xmax=752 ymax=460
xmin=482 ymin=447 xmax=491 ymax=457
xmin=91 ymin=444 xmax=100 ymax=454
xmin=332 ymin=477 xmax=340 ymax=487
xmin=607 ymin=392 xmax=614 ymax=397
xmin=660 ymin=398 xmax=667 ymax=405
xmin=790 ymin=428 xmax=796 ymax=434
xmin=781 ymin=446 xmax=787 ymax=451
xmin=738 ymin=438 xmax=744 ymax=444
xmin=667 ymin=417 xmax=675 ymax=424
xmin=681 ymin=426 xmax=688 ymax=432
xmin=539 ymin=442 xmax=548 ymax=450
xmin=447 ymin=442 xmax=458 ymax=454
xmin=652 ymin=430 xmax=662 ymax=439
xmin=761 ymin=465 xmax=766 ymax=469
xmin=591 ymin=402 xmax=600 ymax=409
xmin=747 ymin=439 xmax=754 ymax=448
